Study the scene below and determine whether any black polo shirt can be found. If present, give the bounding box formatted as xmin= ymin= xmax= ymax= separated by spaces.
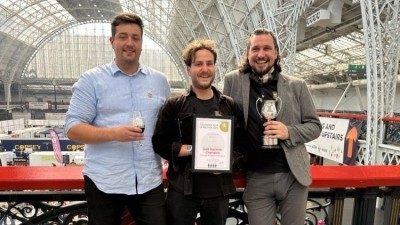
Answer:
xmin=247 ymin=72 xmax=290 ymax=173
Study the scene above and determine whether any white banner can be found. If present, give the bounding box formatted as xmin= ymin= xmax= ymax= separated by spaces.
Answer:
xmin=28 ymin=102 xmax=49 ymax=110
xmin=306 ymin=117 xmax=351 ymax=164
xmin=45 ymin=113 xmax=66 ymax=120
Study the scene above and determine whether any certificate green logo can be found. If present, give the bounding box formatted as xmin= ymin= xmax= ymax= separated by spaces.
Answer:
xmin=219 ymin=122 xmax=229 ymax=132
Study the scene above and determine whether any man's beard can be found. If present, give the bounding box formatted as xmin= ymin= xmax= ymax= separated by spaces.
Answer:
xmin=253 ymin=65 xmax=274 ymax=77
xmin=192 ymin=76 xmax=214 ymax=90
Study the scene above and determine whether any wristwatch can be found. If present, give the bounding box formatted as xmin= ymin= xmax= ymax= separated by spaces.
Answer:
xmin=186 ymin=145 xmax=193 ymax=155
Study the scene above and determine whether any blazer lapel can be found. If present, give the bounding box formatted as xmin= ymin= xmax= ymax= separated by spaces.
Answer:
xmin=241 ymin=73 xmax=250 ymax=126
xmin=277 ymin=75 xmax=288 ymax=121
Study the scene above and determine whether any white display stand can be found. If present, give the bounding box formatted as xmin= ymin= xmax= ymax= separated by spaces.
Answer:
xmin=0 ymin=152 xmax=14 ymax=166
xmin=29 ymin=151 xmax=84 ymax=166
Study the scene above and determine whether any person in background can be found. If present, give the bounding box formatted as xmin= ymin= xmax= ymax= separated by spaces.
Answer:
xmin=65 ymin=12 xmax=170 ymax=225
xmin=223 ymin=28 xmax=322 ymax=225
xmin=152 ymin=39 xmax=246 ymax=225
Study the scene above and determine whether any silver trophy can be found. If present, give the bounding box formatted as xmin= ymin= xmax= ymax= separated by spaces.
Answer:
xmin=256 ymin=98 xmax=281 ymax=149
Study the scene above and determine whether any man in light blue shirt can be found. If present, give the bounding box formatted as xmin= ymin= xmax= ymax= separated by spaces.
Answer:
xmin=65 ymin=12 xmax=170 ymax=225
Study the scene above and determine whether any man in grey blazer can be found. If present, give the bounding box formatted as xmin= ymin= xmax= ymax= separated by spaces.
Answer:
xmin=223 ymin=28 xmax=322 ymax=225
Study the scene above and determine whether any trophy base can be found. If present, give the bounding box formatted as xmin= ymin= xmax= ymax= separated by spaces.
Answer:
xmin=261 ymin=136 xmax=279 ymax=148
xmin=261 ymin=145 xmax=281 ymax=149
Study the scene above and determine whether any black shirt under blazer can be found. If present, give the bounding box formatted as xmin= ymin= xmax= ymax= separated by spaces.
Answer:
xmin=223 ymin=70 xmax=322 ymax=186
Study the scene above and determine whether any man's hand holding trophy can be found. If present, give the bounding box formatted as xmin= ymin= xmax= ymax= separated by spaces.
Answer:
xmin=256 ymin=97 xmax=282 ymax=149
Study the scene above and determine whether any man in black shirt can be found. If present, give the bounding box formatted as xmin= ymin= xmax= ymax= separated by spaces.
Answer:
xmin=152 ymin=39 xmax=246 ymax=225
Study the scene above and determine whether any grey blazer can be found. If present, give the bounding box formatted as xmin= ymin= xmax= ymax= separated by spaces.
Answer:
xmin=223 ymin=70 xmax=322 ymax=186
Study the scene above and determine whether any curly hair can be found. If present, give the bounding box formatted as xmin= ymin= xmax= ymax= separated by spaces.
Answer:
xmin=238 ymin=28 xmax=281 ymax=74
xmin=182 ymin=39 xmax=217 ymax=66
xmin=111 ymin=12 xmax=144 ymax=37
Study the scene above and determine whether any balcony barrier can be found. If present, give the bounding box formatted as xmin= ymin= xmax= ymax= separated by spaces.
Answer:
xmin=1 ymin=166 xmax=400 ymax=225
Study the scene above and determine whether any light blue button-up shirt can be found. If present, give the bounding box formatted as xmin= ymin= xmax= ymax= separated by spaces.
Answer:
xmin=65 ymin=62 xmax=171 ymax=195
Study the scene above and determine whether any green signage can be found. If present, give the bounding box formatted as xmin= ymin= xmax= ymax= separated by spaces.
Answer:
xmin=348 ymin=64 xmax=366 ymax=79
xmin=348 ymin=64 xmax=366 ymax=70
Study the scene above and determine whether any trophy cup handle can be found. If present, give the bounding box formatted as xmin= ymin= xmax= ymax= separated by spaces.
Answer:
xmin=275 ymin=97 xmax=282 ymax=117
xmin=256 ymin=97 xmax=263 ymax=118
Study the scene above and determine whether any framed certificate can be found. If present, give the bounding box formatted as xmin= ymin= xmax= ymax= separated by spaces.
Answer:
xmin=192 ymin=115 xmax=234 ymax=173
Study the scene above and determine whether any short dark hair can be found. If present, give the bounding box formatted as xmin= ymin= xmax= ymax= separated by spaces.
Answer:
xmin=239 ymin=28 xmax=281 ymax=73
xmin=182 ymin=39 xmax=217 ymax=66
xmin=111 ymin=12 xmax=144 ymax=37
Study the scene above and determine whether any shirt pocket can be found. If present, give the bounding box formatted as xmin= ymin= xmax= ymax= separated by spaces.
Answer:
xmin=176 ymin=113 xmax=194 ymax=143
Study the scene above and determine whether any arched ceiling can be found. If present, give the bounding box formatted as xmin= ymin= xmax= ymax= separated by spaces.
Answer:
xmin=0 ymin=0 xmax=366 ymax=90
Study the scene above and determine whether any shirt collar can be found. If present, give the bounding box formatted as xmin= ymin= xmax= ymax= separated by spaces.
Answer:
xmin=110 ymin=61 xmax=148 ymax=77
xmin=184 ymin=85 xmax=222 ymax=100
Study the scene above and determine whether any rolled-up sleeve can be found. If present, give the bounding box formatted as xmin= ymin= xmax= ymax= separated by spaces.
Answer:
xmin=65 ymin=73 xmax=97 ymax=134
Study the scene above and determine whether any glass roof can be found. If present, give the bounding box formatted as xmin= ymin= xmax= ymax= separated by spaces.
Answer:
xmin=0 ymin=0 xmax=74 ymax=45
xmin=0 ymin=0 xmax=369 ymax=87
xmin=295 ymin=31 xmax=366 ymax=81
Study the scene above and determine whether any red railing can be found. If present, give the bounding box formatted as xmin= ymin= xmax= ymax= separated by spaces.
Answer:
xmin=317 ymin=112 xmax=367 ymax=120
xmin=1 ymin=165 xmax=400 ymax=190
xmin=317 ymin=111 xmax=400 ymax=123
xmin=1 ymin=166 xmax=400 ymax=225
